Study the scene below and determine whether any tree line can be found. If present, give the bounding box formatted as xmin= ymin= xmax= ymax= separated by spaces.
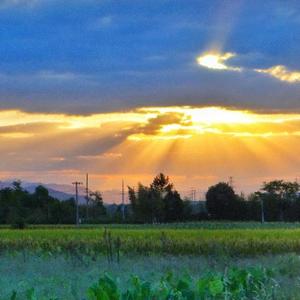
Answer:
xmin=0 ymin=175 xmax=300 ymax=226
xmin=0 ymin=181 xmax=106 ymax=227
xmin=128 ymin=175 xmax=300 ymax=223
xmin=205 ymin=180 xmax=300 ymax=221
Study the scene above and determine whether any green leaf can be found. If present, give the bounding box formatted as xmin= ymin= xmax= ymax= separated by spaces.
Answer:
xmin=208 ymin=278 xmax=224 ymax=296
xmin=26 ymin=288 xmax=37 ymax=300
xmin=10 ymin=291 xmax=17 ymax=300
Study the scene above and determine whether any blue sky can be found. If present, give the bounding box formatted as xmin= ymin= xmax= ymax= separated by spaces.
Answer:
xmin=0 ymin=1 xmax=300 ymax=193
xmin=0 ymin=0 xmax=300 ymax=113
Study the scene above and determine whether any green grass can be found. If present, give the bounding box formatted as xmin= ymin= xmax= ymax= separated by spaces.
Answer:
xmin=3 ymin=221 xmax=300 ymax=230
xmin=2 ymin=225 xmax=300 ymax=256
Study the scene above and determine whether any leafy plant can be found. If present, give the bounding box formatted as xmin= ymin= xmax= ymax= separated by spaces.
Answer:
xmin=87 ymin=273 xmax=120 ymax=300
xmin=85 ymin=267 xmax=277 ymax=300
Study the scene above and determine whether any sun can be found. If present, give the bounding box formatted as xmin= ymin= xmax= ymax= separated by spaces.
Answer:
xmin=187 ymin=107 xmax=255 ymax=125
xmin=197 ymin=54 xmax=229 ymax=70
xmin=197 ymin=52 xmax=240 ymax=71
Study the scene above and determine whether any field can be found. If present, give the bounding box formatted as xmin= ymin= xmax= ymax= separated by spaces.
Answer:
xmin=3 ymin=223 xmax=300 ymax=256
xmin=2 ymin=222 xmax=300 ymax=299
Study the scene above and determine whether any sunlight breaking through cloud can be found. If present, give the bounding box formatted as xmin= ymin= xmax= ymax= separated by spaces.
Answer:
xmin=196 ymin=52 xmax=241 ymax=71
xmin=132 ymin=106 xmax=300 ymax=140
xmin=196 ymin=51 xmax=300 ymax=84
xmin=0 ymin=106 xmax=299 ymax=194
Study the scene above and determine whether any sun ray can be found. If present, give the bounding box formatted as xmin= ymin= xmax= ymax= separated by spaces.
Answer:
xmin=0 ymin=106 xmax=299 ymax=193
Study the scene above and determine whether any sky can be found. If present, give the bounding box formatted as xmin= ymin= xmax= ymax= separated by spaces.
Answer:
xmin=0 ymin=0 xmax=300 ymax=200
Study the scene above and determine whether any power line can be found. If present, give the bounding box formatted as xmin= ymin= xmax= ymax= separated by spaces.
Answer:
xmin=72 ymin=181 xmax=82 ymax=226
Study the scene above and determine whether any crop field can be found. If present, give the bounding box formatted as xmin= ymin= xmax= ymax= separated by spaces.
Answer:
xmin=2 ymin=224 xmax=300 ymax=256
xmin=2 ymin=223 xmax=300 ymax=299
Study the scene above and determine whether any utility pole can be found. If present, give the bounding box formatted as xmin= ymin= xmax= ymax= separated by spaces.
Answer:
xmin=121 ymin=179 xmax=125 ymax=221
xmin=72 ymin=181 xmax=82 ymax=226
xmin=190 ymin=187 xmax=196 ymax=201
xmin=85 ymin=173 xmax=89 ymax=222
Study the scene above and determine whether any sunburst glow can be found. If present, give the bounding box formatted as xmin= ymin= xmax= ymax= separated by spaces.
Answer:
xmin=196 ymin=52 xmax=241 ymax=71
xmin=0 ymin=106 xmax=299 ymax=193
xmin=132 ymin=106 xmax=300 ymax=140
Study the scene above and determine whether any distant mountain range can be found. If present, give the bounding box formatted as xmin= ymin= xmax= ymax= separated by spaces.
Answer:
xmin=0 ymin=180 xmax=86 ymax=203
xmin=0 ymin=180 xmax=122 ymax=204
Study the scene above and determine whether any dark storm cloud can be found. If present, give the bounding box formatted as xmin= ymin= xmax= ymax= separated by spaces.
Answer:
xmin=134 ymin=113 xmax=192 ymax=135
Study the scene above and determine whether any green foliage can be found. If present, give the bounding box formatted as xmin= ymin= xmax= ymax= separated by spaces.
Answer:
xmin=9 ymin=267 xmax=278 ymax=299
xmin=0 ymin=182 xmax=107 ymax=225
xmin=128 ymin=173 xmax=185 ymax=223
xmin=9 ymin=288 xmax=37 ymax=300
xmin=86 ymin=268 xmax=276 ymax=300
xmin=122 ymin=276 xmax=154 ymax=300
xmin=25 ymin=288 xmax=37 ymax=300
xmin=9 ymin=291 xmax=17 ymax=300
xmin=204 ymin=179 xmax=300 ymax=222
xmin=1 ymin=177 xmax=300 ymax=225
xmin=0 ymin=183 xmax=76 ymax=225
xmin=206 ymin=182 xmax=244 ymax=220
xmin=261 ymin=180 xmax=300 ymax=221
xmin=88 ymin=273 xmax=120 ymax=300
xmin=87 ymin=191 xmax=106 ymax=220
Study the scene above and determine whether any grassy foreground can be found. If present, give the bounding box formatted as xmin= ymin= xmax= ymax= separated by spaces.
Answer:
xmin=8 ymin=267 xmax=278 ymax=300
xmin=2 ymin=224 xmax=300 ymax=299
xmin=2 ymin=224 xmax=300 ymax=256
xmin=1 ymin=253 xmax=300 ymax=299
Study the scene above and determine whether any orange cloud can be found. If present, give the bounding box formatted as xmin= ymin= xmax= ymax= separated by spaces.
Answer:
xmin=0 ymin=106 xmax=299 ymax=195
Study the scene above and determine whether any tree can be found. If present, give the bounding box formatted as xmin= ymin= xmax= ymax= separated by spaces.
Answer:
xmin=34 ymin=185 xmax=51 ymax=222
xmin=206 ymin=182 xmax=242 ymax=220
xmin=163 ymin=190 xmax=184 ymax=222
xmin=151 ymin=173 xmax=173 ymax=194
xmin=133 ymin=183 xmax=161 ymax=223
xmin=88 ymin=191 xmax=106 ymax=221
xmin=261 ymin=180 xmax=300 ymax=221
xmin=128 ymin=173 xmax=184 ymax=223
xmin=9 ymin=181 xmax=28 ymax=227
xmin=151 ymin=173 xmax=184 ymax=222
